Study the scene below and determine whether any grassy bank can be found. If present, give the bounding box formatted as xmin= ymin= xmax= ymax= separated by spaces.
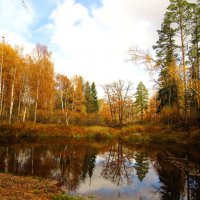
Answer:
xmin=0 ymin=122 xmax=200 ymax=146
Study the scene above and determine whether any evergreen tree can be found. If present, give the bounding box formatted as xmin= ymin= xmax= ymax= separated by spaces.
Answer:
xmin=153 ymin=12 xmax=178 ymax=112
xmin=134 ymin=82 xmax=148 ymax=120
xmin=90 ymin=82 xmax=99 ymax=113
xmin=84 ymin=82 xmax=99 ymax=113
xmin=84 ymin=81 xmax=93 ymax=113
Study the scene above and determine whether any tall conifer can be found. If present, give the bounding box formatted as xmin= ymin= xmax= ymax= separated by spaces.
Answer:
xmin=134 ymin=82 xmax=148 ymax=120
xmin=153 ymin=12 xmax=178 ymax=112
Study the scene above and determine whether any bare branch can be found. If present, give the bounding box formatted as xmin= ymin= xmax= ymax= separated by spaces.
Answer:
xmin=129 ymin=47 xmax=160 ymax=76
xmin=21 ymin=0 xmax=31 ymax=13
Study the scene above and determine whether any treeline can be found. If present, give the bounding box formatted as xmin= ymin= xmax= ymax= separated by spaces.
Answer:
xmin=0 ymin=42 xmax=151 ymax=126
xmin=131 ymin=0 xmax=200 ymax=126
xmin=0 ymin=41 xmax=150 ymax=126
xmin=0 ymin=43 xmax=102 ymax=125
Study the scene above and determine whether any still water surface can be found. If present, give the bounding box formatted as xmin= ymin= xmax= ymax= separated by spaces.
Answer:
xmin=0 ymin=138 xmax=199 ymax=200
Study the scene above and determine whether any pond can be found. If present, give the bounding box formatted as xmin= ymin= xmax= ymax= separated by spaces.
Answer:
xmin=0 ymin=138 xmax=199 ymax=200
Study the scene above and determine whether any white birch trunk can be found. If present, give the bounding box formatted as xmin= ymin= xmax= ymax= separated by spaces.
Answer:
xmin=60 ymin=90 xmax=64 ymax=123
xmin=9 ymin=67 xmax=17 ymax=124
xmin=23 ymin=106 xmax=27 ymax=122
xmin=34 ymin=80 xmax=39 ymax=123
xmin=0 ymin=81 xmax=4 ymax=119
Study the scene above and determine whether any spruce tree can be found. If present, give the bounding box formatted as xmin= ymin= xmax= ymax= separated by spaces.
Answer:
xmin=84 ymin=82 xmax=99 ymax=113
xmin=90 ymin=82 xmax=99 ymax=113
xmin=84 ymin=81 xmax=93 ymax=113
xmin=134 ymin=82 xmax=148 ymax=120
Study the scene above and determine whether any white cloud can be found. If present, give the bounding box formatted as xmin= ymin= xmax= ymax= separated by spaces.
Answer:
xmin=50 ymin=0 xmax=168 ymax=97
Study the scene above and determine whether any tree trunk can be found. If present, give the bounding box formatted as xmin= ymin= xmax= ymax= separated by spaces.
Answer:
xmin=34 ymin=80 xmax=39 ymax=123
xmin=61 ymin=90 xmax=64 ymax=113
xmin=0 ymin=80 xmax=4 ymax=119
xmin=17 ymin=96 xmax=21 ymax=122
xmin=9 ymin=66 xmax=17 ymax=124
xmin=23 ymin=106 xmax=27 ymax=122
xmin=178 ymin=6 xmax=187 ymax=122
xmin=4 ymin=147 xmax=9 ymax=173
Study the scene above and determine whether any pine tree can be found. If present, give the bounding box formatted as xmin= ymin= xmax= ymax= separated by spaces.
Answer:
xmin=153 ymin=12 xmax=178 ymax=112
xmin=134 ymin=82 xmax=148 ymax=120
xmin=167 ymin=0 xmax=192 ymax=120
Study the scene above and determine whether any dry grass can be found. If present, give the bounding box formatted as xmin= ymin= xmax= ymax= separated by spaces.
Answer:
xmin=0 ymin=122 xmax=199 ymax=146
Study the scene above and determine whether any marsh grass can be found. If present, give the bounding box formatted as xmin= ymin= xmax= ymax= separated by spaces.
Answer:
xmin=0 ymin=122 xmax=199 ymax=146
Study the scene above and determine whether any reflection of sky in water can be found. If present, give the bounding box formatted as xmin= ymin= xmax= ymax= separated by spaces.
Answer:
xmin=70 ymin=155 xmax=161 ymax=200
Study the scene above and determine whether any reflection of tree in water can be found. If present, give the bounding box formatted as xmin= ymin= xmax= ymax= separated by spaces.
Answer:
xmin=134 ymin=152 xmax=149 ymax=182
xmin=0 ymin=141 xmax=103 ymax=193
xmin=81 ymin=147 xmax=96 ymax=184
xmin=59 ymin=144 xmax=97 ymax=192
xmin=0 ymin=146 xmax=58 ymax=177
xmin=101 ymin=142 xmax=135 ymax=186
xmin=155 ymin=150 xmax=200 ymax=200
xmin=59 ymin=145 xmax=82 ymax=191
xmin=189 ymin=164 xmax=200 ymax=200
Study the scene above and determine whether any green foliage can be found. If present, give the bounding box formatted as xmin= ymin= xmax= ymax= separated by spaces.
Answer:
xmin=153 ymin=12 xmax=178 ymax=113
xmin=90 ymin=82 xmax=99 ymax=113
xmin=134 ymin=82 xmax=148 ymax=120
xmin=153 ymin=12 xmax=177 ymax=66
xmin=84 ymin=81 xmax=93 ymax=113
xmin=84 ymin=82 xmax=99 ymax=113
xmin=152 ymin=0 xmax=200 ymax=123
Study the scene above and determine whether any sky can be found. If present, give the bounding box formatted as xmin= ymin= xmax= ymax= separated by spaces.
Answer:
xmin=0 ymin=0 xmax=172 ymax=96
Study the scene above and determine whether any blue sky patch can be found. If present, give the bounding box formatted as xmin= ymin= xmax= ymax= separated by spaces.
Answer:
xmin=75 ymin=0 xmax=102 ymax=9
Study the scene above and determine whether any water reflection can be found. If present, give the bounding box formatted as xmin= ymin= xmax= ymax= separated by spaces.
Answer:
xmin=101 ymin=143 xmax=135 ymax=186
xmin=155 ymin=150 xmax=200 ymax=200
xmin=59 ymin=143 xmax=97 ymax=191
xmin=0 ymin=140 xmax=199 ymax=200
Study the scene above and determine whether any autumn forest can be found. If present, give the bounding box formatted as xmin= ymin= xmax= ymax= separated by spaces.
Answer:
xmin=1 ymin=0 xmax=200 ymax=128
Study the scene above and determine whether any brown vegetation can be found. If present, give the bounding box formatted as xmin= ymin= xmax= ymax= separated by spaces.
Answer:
xmin=0 ymin=123 xmax=200 ymax=146
xmin=0 ymin=173 xmax=60 ymax=200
